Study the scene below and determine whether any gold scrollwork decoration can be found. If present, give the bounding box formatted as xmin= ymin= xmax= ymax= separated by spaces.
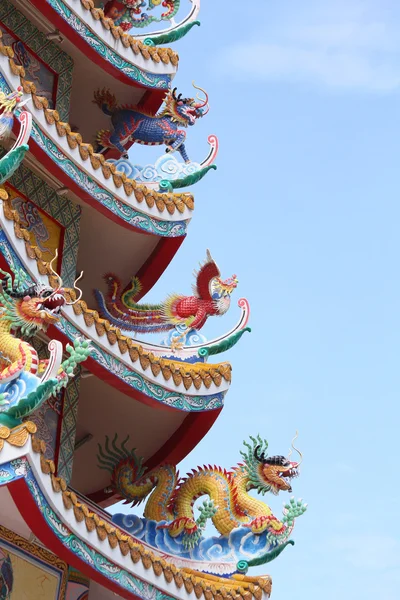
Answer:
xmin=0 ymin=421 xmax=37 ymax=452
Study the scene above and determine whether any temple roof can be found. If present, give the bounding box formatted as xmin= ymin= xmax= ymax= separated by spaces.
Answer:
xmin=0 ymin=429 xmax=273 ymax=600
xmin=0 ymin=35 xmax=194 ymax=221
xmin=1 ymin=194 xmax=232 ymax=393
xmin=75 ymin=0 xmax=179 ymax=67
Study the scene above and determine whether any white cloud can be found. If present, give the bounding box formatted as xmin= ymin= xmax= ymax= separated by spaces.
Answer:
xmin=217 ymin=1 xmax=400 ymax=92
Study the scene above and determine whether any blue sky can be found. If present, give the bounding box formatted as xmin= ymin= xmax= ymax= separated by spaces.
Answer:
xmin=111 ymin=1 xmax=400 ymax=598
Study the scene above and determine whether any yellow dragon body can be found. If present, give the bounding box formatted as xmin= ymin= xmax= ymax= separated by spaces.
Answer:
xmin=0 ymin=261 xmax=90 ymax=428
xmin=98 ymin=434 xmax=306 ymax=548
xmin=0 ymin=278 xmax=65 ymax=384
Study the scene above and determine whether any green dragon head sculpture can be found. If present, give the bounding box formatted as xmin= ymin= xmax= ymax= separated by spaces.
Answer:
xmin=0 ymin=254 xmax=83 ymax=337
xmin=240 ymin=434 xmax=302 ymax=495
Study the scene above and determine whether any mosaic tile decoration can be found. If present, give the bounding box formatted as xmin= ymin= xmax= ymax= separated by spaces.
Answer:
xmin=29 ymin=338 xmax=63 ymax=463
xmin=0 ymin=0 xmax=74 ymax=121
xmin=0 ymin=150 xmax=81 ymax=288
xmin=57 ymin=370 xmax=82 ymax=484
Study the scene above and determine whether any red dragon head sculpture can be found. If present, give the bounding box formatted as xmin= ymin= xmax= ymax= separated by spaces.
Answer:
xmin=162 ymin=82 xmax=209 ymax=127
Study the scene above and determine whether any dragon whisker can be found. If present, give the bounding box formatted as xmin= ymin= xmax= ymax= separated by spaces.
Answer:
xmin=46 ymin=250 xmax=63 ymax=299
xmin=65 ymin=271 xmax=84 ymax=305
xmin=287 ymin=431 xmax=303 ymax=466
xmin=192 ymin=81 xmax=209 ymax=109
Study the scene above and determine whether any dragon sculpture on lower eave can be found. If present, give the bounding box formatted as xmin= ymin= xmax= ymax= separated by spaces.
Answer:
xmin=99 ymin=434 xmax=307 ymax=552
xmin=0 ymin=256 xmax=91 ymax=428
xmin=94 ymin=250 xmax=238 ymax=343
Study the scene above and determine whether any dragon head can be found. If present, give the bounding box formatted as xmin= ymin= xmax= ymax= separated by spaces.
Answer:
xmin=163 ymin=83 xmax=209 ymax=127
xmin=241 ymin=434 xmax=302 ymax=496
xmin=0 ymin=253 xmax=83 ymax=335
xmin=12 ymin=282 xmax=66 ymax=328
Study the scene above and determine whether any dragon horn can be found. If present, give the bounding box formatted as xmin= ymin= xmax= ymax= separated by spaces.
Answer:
xmin=192 ymin=81 xmax=209 ymax=110
xmin=287 ymin=431 xmax=303 ymax=466
xmin=65 ymin=271 xmax=84 ymax=305
xmin=254 ymin=444 xmax=266 ymax=463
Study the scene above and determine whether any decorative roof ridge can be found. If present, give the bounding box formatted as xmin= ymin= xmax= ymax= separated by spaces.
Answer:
xmin=78 ymin=0 xmax=179 ymax=66
xmin=0 ymin=194 xmax=231 ymax=391
xmin=6 ymin=427 xmax=268 ymax=600
xmin=0 ymin=33 xmax=193 ymax=218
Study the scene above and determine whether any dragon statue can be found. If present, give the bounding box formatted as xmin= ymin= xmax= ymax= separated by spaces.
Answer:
xmin=94 ymin=250 xmax=238 ymax=345
xmin=100 ymin=434 xmax=307 ymax=555
xmin=93 ymin=83 xmax=209 ymax=161
xmin=102 ymin=0 xmax=180 ymax=31
xmin=0 ymin=256 xmax=91 ymax=428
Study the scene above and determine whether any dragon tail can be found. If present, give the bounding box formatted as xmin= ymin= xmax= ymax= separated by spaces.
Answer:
xmin=98 ymin=434 xmax=171 ymax=510
xmin=93 ymin=88 xmax=118 ymax=116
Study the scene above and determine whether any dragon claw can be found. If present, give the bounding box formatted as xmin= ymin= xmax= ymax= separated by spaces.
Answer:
xmin=170 ymin=339 xmax=184 ymax=351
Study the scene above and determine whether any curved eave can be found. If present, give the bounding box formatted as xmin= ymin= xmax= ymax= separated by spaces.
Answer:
xmin=0 ymin=436 xmax=272 ymax=600
xmin=0 ymin=193 xmax=228 ymax=503
xmin=26 ymin=0 xmax=178 ymax=91
xmin=0 ymin=202 xmax=231 ymax=405
xmin=0 ymin=53 xmax=193 ymax=237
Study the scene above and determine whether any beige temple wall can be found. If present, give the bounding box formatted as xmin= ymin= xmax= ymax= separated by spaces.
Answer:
xmin=0 ymin=524 xmax=89 ymax=600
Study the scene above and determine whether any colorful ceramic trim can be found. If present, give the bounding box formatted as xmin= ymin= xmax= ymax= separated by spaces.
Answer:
xmin=29 ymin=123 xmax=187 ymax=236
xmin=45 ymin=0 xmax=171 ymax=88
xmin=0 ymin=0 xmax=73 ymax=121
xmin=0 ymin=233 xmax=225 ymax=411
xmin=0 ymin=457 xmax=175 ymax=600
xmin=0 ymin=73 xmax=189 ymax=236
xmin=0 ymin=215 xmax=228 ymax=402
xmin=58 ymin=315 xmax=225 ymax=411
